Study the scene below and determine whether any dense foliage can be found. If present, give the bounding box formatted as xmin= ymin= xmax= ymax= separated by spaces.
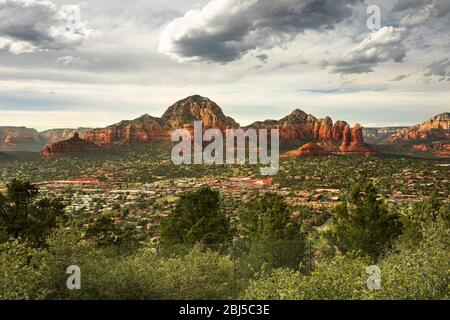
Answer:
xmin=0 ymin=179 xmax=448 ymax=300
xmin=328 ymin=183 xmax=402 ymax=260
xmin=0 ymin=180 xmax=65 ymax=246
xmin=159 ymin=186 xmax=231 ymax=246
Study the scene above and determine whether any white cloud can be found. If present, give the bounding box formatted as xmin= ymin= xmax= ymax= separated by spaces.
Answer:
xmin=330 ymin=27 xmax=408 ymax=74
xmin=0 ymin=0 xmax=96 ymax=54
xmin=55 ymin=55 xmax=89 ymax=68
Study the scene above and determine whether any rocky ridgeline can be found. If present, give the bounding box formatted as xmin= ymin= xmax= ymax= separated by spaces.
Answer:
xmin=388 ymin=113 xmax=450 ymax=142
xmin=0 ymin=127 xmax=92 ymax=152
xmin=43 ymin=95 xmax=377 ymax=157
xmin=40 ymin=133 xmax=101 ymax=157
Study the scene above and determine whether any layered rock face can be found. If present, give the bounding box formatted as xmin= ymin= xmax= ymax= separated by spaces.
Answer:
xmin=338 ymin=124 xmax=377 ymax=155
xmin=41 ymin=133 xmax=101 ymax=157
xmin=249 ymin=109 xmax=375 ymax=155
xmin=40 ymin=128 xmax=91 ymax=145
xmin=285 ymin=143 xmax=329 ymax=156
xmin=84 ymin=95 xmax=239 ymax=146
xmin=389 ymin=113 xmax=450 ymax=142
xmin=161 ymin=95 xmax=238 ymax=130
xmin=40 ymin=95 xmax=376 ymax=157
xmin=413 ymin=142 xmax=450 ymax=158
xmin=0 ymin=127 xmax=41 ymax=151
xmin=84 ymin=114 xmax=167 ymax=146
xmin=0 ymin=127 xmax=92 ymax=152
xmin=363 ymin=127 xmax=407 ymax=145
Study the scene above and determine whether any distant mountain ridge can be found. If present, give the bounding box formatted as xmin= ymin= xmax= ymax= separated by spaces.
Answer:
xmin=362 ymin=127 xmax=407 ymax=145
xmin=83 ymin=95 xmax=239 ymax=147
xmin=3 ymin=95 xmax=447 ymax=158
xmin=46 ymin=95 xmax=376 ymax=157
xmin=388 ymin=112 xmax=450 ymax=142
xmin=41 ymin=133 xmax=101 ymax=158
xmin=0 ymin=127 xmax=92 ymax=152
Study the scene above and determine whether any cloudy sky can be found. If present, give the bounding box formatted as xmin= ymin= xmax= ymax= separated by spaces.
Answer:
xmin=0 ymin=0 xmax=449 ymax=130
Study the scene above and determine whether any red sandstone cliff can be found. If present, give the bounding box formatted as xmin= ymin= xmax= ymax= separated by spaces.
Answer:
xmin=41 ymin=133 xmax=101 ymax=157
xmin=41 ymin=95 xmax=376 ymax=157
xmin=389 ymin=113 xmax=450 ymax=142
xmin=84 ymin=114 xmax=168 ymax=146
xmin=84 ymin=95 xmax=239 ymax=147
xmin=284 ymin=143 xmax=329 ymax=156
xmin=412 ymin=142 xmax=450 ymax=158
xmin=338 ymin=124 xmax=377 ymax=155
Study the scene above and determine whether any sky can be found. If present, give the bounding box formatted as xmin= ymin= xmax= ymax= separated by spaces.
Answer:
xmin=0 ymin=0 xmax=449 ymax=131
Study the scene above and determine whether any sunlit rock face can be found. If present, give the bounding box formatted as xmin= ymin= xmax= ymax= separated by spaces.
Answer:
xmin=338 ymin=124 xmax=377 ymax=156
xmin=84 ymin=95 xmax=239 ymax=147
xmin=389 ymin=113 xmax=450 ymax=142
xmin=44 ymin=95 xmax=378 ymax=157
xmin=40 ymin=133 xmax=101 ymax=157
xmin=284 ymin=143 xmax=329 ymax=157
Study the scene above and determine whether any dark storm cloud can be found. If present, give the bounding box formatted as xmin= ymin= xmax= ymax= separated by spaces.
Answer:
xmin=159 ymin=0 xmax=361 ymax=63
xmin=0 ymin=0 xmax=95 ymax=54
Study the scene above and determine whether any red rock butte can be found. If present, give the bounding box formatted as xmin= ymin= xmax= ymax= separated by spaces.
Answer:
xmin=40 ymin=132 xmax=101 ymax=157
xmin=39 ymin=95 xmax=378 ymax=157
xmin=285 ymin=143 xmax=329 ymax=156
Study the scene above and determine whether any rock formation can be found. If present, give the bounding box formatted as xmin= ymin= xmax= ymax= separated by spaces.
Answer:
xmin=338 ymin=124 xmax=377 ymax=156
xmin=84 ymin=114 xmax=167 ymax=146
xmin=84 ymin=95 xmax=239 ymax=147
xmin=0 ymin=127 xmax=92 ymax=152
xmin=284 ymin=143 xmax=329 ymax=156
xmin=413 ymin=142 xmax=450 ymax=158
xmin=33 ymin=95 xmax=377 ymax=157
xmin=0 ymin=127 xmax=41 ymax=151
xmin=362 ymin=127 xmax=407 ymax=145
xmin=40 ymin=133 xmax=101 ymax=157
xmin=40 ymin=128 xmax=91 ymax=145
xmin=389 ymin=112 xmax=450 ymax=142
xmin=161 ymin=95 xmax=238 ymax=130
xmin=249 ymin=109 xmax=375 ymax=155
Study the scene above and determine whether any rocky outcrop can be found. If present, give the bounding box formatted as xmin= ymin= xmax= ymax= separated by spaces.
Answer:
xmin=284 ymin=143 xmax=329 ymax=156
xmin=249 ymin=109 xmax=375 ymax=155
xmin=413 ymin=142 xmax=450 ymax=158
xmin=84 ymin=114 xmax=168 ymax=146
xmin=338 ymin=124 xmax=377 ymax=155
xmin=0 ymin=127 xmax=93 ymax=152
xmin=248 ymin=109 xmax=347 ymax=144
xmin=40 ymin=128 xmax=91 ymax=145
xmin=389 ymin=113 xmax=450 ymax=142
xmin=84 ymin=95 xmax=239 ymax=147
xmin=161 ymin=95 xmax=238 ymax=130
xmin=0 ymin=127 xmax=41 ymax=151
xmin=33 ymin=95 xmax=377 ymax=157
xmin=41 ymin=133 xmax=101 ymax=157
xmin=363 ymin=127 xmax=407 ymax=145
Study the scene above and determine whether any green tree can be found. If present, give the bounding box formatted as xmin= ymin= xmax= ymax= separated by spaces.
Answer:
xmin=240 ymin=193 xmax=306 ymax=270
xmin=159 ymin=186 xmax=231 ymax=247
xmin=85 ymin=216 xmax=135 ymax=247
xmin=329 ymin=183 xmax=401 ymax=261
xmin=0 ymin=179 xmax=65 ymax=246
xmin=398 ymin=193 xmax=449 ymax=248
